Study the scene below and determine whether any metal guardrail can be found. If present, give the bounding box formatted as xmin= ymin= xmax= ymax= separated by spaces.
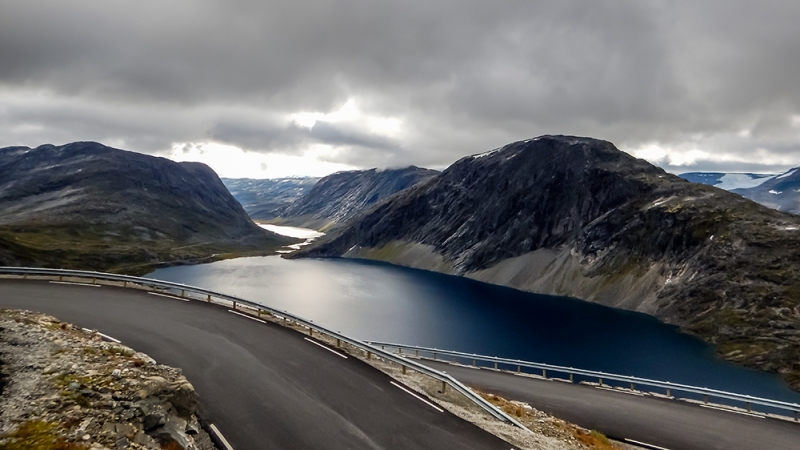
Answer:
xmin=366 ymin=341 xmax=800 ymax=421
xmin=0 ymin=267 xmax=524 ymax=429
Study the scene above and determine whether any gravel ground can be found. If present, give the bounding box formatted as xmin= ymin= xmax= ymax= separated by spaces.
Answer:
xmin=0 ymin=309 xmax=217 ymax=450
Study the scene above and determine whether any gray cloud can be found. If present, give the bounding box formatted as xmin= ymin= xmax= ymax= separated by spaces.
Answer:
xmin=1 ymin=1 xmax=800 ymax=174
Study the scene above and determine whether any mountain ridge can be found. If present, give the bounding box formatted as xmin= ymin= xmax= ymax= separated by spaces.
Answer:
xmin=0 ymin=141 xmax=295 ymax=274
xmin=272 ymin=166 xmax=439 ymax=231
xmin=222 ymin=177 xmax=319 ymax=220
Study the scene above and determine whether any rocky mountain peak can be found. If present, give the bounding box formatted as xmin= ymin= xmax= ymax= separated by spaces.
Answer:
xmin=294 ymin=135 xmax=800 ymax=390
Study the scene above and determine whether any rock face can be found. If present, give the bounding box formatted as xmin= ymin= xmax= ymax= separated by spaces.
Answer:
xmin=273 ymin=166 xmax=439 ymax=231
xmin=0 ymin=142 xmax=294 ymax=274
xmin=0 ymin=309 xmax=216 ymax=450
xmin=296 ymin=135 xmax=800 ymax=390
xmin=221 ymin=177 xmax=319 ymax=220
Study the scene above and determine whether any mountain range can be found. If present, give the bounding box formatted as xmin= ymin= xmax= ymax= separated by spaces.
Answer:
xmin=221 ymin=177 xmax=319 ymax=220
xmin=680 ymin=169 xmax=800 ymax=215
xmin=295 ymin=135 xmax=800 ymax=390
xmin=270 ymin=166 xmax=439 ymax=231
xmin=0 ymin=142 xmax=294 ymax=274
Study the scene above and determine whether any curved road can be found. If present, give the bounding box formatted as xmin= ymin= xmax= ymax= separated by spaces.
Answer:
xmin=423 ymin=360 xmax=800 ymax=450
xmin=0 ymin=279 xmax=512 ymax=450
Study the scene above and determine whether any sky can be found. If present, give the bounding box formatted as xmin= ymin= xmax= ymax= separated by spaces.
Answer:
xmin=2 ymin=1 xmax=800 ymax=178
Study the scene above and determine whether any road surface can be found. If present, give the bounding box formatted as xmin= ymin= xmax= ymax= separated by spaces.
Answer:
xmin=0 ymin=279 xmax=512 ymax=450
xmin=423 ymin=359 xmax=800 ymax=450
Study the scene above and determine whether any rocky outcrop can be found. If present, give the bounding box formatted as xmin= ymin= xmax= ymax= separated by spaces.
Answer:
xmin=273 ymin=166 xmax=439 ymax=231
xmin=0 ymin=309 xmax=216 ymax=450
xmin=295 ymin=135 xmax=800 ymax=390
xmin=0 ymin=142 xmax=295 ymax=274
xmin=222 ymin=177 xmax=319 ymax=220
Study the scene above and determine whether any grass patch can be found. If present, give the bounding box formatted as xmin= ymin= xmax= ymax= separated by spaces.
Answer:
xmin=0 ymin=420 xmax=86 ymax=450
xmin=573 ymin=429 xmax=615 ymax=449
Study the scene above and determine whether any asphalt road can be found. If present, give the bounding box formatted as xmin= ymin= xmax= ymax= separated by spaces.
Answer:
xmin=0 ymin=279 xmax=513 ymax=450
xmin=423 ymin=360 xmax=800 ymax=450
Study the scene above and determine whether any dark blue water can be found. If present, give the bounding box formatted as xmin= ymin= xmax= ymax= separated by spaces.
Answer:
xmin=147 ymin=255 xmax=800 ymax=405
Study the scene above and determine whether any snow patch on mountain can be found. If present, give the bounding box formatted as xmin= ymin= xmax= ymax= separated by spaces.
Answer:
xmin=716 ymin=173 xmax=775 ymax=190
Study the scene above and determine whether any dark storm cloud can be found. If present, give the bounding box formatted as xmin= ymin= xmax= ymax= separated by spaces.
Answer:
xmin=2 ymin=0 xmax=800 ymax=173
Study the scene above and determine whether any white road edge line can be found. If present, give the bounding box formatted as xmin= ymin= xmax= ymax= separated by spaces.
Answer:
xmin=624 ymin=438 xmax=671 ymax=450
xmin=148 ymin=292 xmax=190 ymax=302
xmin=49 ymin=281 xmax=100 ymax=287
xmin=304 ymin=338 xmax=348 ymax=359
xmin=228 ymin=310 xmax=267 ymax=324
xmin=390 ymin=381 xmax=444 ymax=413
xmin=700 ymin=404 xmax=765 ymax=418
xmin=97 ymin=332 xmax=121 ymax=344
xmin=596 ymin=386 xmax=644 ymax=397
xmin=209 ymin=424 xmax=234 ymax=450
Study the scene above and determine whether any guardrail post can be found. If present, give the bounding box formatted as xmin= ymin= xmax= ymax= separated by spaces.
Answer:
xmin=399 ymin=348 xmax=403 ymax=355
xmin=542 ymin=369 xmax=546 ymax=378
xmin=569 ymin=373 xmax=573 ymax=382
xmin=433 ymin=352 xmax=437 ymax=360
xmin=703 ymin=395 xmax=709 ymax=404
xmin=795 ymin=411 xmax=798 ymax=421
xmin=746 ymin=402 xmax=751 ymax=412
xmin=516 ymin=365 xmax=520 ymax=373
xmin=207 ymin=294 xmax=211 ymax=302
xmin=92 ymin=277 xmax=96 ymax=285
xmin=494 ymin=362 xmax=498 ymax=369
xmin=309 ymin=328 xmax=313 ymax=336
xmin=23 ymin=274 xmax=26 ymax=279
xmin=257 ymin=309 xmax=261 ymax=318
xmin=441 ymin=381 xmax=447 ymax=393
xmin=336 ymin=338 xmax=341 ymax=348
xmin=402 ymin=365 xmax=407 ymax=374
xmin=367 ymin=351 xmax=371 ymax=359
xmin=123 ymin=281 xmax=127 ymax=288
xmin=599 ymin=377 xmax=603 ymax=386
xmin=59 ymin=275 xmax=63 ymax=281
xmin=474 ymin=360 xmax=478 ymax=367
xmin=666 ymin=388 xmax=671 ymax=397
xmin=181 ymin=289 xmax=185 ymax=298
xmin=233 ymin=301 xmax=237 ymax=310
xmin=630 ymin=383 xmax=635 ymax=390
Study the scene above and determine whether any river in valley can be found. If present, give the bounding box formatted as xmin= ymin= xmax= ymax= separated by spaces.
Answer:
xmin=146 ymin=226 xmax=800 ymax=405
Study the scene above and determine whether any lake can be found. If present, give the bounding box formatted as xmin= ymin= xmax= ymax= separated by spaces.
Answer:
xmin=146 ymin=228 xmax=800 ymax=405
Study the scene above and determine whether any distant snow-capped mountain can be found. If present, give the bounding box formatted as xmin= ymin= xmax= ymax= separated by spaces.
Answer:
xmin=679 ymin=172 xmax=776 ymax=190
xmin=680 ymin=169 xmax=800 ymax=214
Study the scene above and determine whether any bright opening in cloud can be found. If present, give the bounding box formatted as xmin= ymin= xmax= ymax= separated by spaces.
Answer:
xmin=289 ymin=99 xmax=403 ymax=137
xmin=168 ymin=142 xmax=356 ymax=178
xmin=629 ymin=143 xmax=711 ymax=167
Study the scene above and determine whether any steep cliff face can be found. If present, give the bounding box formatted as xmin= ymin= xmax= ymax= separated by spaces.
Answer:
xmin=0 ymin=142 xmax=294 ymax=274
xmin=273 ymin=166 xmax=439 ymax=230
xmin=222 ymin=177 xmax=319 ymax=220
xmin=296 ymin=135 xmax=800 ymax=389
